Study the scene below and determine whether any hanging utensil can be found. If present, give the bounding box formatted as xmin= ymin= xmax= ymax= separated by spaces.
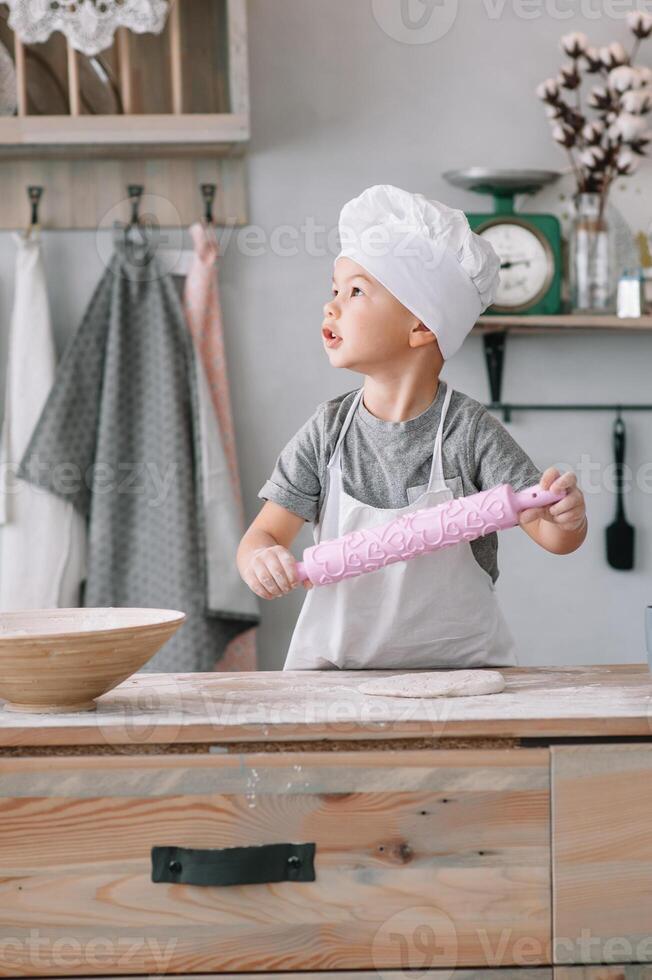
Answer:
xmin=606 ymin=412 xmax=635 ymax=570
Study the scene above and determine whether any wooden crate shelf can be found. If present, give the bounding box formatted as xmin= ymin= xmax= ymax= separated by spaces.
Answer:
xmin=0 ymin=0 xmax=249 ymax=150
xmin=0 ymin=0 xmax=250 ymax=228
xmin=0 ymin=114 xmax=249 ymax=153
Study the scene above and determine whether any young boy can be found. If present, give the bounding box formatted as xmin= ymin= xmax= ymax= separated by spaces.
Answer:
xmin=237 ymin=184 xmax=587 ymax=670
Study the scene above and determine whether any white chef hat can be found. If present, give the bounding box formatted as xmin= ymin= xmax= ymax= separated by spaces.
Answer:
xmin=335 ymin=184 xmax=500 ymax=360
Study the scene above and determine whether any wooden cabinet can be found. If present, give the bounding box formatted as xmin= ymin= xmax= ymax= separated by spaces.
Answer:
xmin=551 ymin=745 xmax=652 ymax=966
xmin=1 ymin=664 xmax=651 ymax=977
xmin=0 ymin=748 xmax=551 ymax=975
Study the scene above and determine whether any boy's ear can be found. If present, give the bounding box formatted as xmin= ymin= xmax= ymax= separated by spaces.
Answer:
xmin=409 ymin=321 xmax=438 ymax=348
xmin=409 ymin=322 xmax=444 ymax=364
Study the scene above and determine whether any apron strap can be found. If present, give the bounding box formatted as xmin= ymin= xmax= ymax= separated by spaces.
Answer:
xmin=328 ymin=387 xmax=364 ymax=470
xmin=426 ymin=381 xmax=454 ymax=488
xmin=330 ymin=381 xmax=453 ymax=489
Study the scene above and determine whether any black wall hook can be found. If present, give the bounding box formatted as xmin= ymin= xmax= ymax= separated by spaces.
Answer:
xmin=27 ymin=185 xmax=43 ymax=226
xmin=200 ymin=183 xmax=216 ymax=224
xmin=127 ymin=184 xmax=144 ymax=227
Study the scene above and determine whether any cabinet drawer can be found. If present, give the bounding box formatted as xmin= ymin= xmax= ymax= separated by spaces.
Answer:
xmin=552 ymin=745 xmax=652 ymax=964
xmin=0 ymin=748 xmax=550 ymax=975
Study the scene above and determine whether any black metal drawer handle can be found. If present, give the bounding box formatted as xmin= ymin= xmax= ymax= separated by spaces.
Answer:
xmin=151 ymin=842 xmax=316 ymax=887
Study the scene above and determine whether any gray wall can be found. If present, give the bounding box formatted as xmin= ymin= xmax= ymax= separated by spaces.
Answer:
xmin=1 ymin=0 xmax=651 ymax=670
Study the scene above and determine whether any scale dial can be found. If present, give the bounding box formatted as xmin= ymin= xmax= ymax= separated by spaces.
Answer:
xmin=476 ymin=216 xmax=555 ymax=313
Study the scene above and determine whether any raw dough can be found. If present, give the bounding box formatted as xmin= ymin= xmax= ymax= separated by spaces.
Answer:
xmin=357 ymin=669 xmax=506 ymax=699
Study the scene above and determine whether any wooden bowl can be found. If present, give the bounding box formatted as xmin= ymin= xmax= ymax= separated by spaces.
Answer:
xmin=0 ymin=608 xmax=186 ymax=713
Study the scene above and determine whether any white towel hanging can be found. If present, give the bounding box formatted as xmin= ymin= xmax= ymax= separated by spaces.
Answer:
xmin=0 ymin=229 xmax=87 ymax=609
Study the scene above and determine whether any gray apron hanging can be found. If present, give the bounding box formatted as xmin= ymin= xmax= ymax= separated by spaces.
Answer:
xmin=18 ymin=230 xmax=259 ymax=672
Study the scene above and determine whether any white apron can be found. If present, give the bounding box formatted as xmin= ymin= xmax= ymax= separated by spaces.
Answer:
xmin=284 ymin=382 xmax=518 ymax=671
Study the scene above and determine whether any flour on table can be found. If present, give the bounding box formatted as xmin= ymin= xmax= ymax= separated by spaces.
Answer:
xmin=357 ymin=669 xmax=506 ymax=699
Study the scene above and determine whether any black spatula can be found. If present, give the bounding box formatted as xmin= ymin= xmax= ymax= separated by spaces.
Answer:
xmin=606 ymin=415 xmax=635 ymax=570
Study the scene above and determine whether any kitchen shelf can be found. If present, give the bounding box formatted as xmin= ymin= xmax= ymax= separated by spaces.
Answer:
xmin=472 ymin=314 xmax=652 ymax=421
xmin=473 ymin=313 xmax=652 ymax=334
xmin=0 ymin=0 xmax=250 ymax=228
xmin=0 ymin=115 xmax=249 ymax=154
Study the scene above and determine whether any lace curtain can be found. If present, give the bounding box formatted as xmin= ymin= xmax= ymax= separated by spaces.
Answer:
xmin=6 ymin=0 xmax=169 ymax=56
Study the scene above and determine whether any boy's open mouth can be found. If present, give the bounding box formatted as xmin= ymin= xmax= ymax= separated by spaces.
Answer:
xmin=322 ymin=326 xmax=343 ymax=348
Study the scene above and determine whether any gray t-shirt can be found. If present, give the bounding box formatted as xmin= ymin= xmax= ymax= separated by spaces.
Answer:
xmin=258 ymin=379 xmax=544 ymax=583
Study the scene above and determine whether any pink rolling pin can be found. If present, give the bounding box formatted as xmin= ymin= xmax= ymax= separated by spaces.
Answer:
xmin=294 ymin=482 xmax=568 ymax=587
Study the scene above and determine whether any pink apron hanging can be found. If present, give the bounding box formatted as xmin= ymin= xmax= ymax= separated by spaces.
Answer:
xmin=183 ymin=221 xmax=258 ymax=671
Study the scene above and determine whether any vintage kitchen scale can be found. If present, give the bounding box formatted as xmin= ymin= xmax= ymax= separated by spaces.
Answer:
xmin=443 ymin=167 xmax=563 ymax=316
xmin=443 ymin=168 xmax=563 ymax=408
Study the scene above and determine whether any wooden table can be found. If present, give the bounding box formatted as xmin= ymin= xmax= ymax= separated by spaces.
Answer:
xmin=1 ymin=663 xmax=651 ymax=978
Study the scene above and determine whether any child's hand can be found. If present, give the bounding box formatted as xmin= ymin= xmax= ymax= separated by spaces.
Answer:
xmin=243 ymin=545 xmax=313 ymax=600
xmin=518 ymin=467 xmax=587 ymax=532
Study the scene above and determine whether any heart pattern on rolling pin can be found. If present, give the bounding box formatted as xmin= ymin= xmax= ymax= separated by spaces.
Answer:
xmin=305 ymin=483 xmax=519 ymax=584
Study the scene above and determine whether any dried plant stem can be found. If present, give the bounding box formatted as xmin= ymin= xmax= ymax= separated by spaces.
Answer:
xmin=566 ymin=147 xmax=584 ymax=191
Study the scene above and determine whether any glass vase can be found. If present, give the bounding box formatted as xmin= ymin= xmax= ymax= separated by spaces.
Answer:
xmin=569 ymin=192 xmax=617 ymax=313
